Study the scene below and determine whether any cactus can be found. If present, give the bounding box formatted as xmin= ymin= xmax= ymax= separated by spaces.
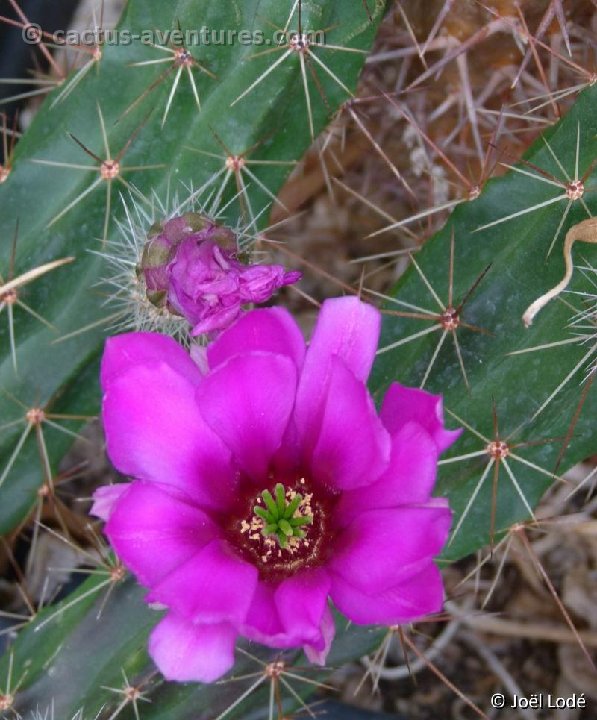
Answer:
xmin=0 ymin=0 xmax=384 ymax=533
xmin=1 ymin=0 xmax=596 ymax=718
xmin=372 ymin=85 xmax=597 ymax=560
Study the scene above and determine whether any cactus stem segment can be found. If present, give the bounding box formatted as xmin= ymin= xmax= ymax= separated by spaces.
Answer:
xmin=31 ymin=105 xmax=164 ymax=244
xmin=231 ymin=0 xmax=366 ymax=139
xmin=375 ymin=231 xmax=491 ymax=390
xmin=124 ymin=36 xmax=215 ymax=126
xmin=185 ymin=129 xmax=296 ymax=230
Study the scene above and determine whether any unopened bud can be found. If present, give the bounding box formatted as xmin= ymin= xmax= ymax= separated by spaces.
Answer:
xmin=137 ymin=213 xmax=301 ymax=336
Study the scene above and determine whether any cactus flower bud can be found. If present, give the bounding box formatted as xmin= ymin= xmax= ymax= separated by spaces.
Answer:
xmin=138 ymin=213 xmax=300 ymax=335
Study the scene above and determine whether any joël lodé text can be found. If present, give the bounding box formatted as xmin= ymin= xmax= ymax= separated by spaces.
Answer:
xmin=511 ymin=693 xmax=586 ymax=709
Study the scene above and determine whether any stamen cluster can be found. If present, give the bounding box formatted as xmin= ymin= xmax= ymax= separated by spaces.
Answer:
xmin=253 ymin=483 xmax=313 ymax=549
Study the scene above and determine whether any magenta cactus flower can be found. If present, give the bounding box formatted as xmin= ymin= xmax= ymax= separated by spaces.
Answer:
xmin=93 ymin=297 xmax=460 ymax=683
xmin=139 ymin=212 xmax=300 ymax=336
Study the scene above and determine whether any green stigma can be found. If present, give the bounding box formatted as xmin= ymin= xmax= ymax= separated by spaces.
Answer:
xmin=253 ymin=483 xmax=313 ymax=549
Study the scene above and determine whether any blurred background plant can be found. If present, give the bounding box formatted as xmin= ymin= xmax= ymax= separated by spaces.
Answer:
xmin=0 ymin=0 xmax=596 ymax=718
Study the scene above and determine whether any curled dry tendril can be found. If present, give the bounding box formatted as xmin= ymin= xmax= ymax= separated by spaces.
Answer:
xmin=523 ymin=217 xmax=597 ymax=326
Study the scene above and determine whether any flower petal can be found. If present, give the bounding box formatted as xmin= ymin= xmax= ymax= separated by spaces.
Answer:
xmin=295 ymin=297 xmax=380 ymax=451
xmin=331 ymin=562 xmax=445 ymax=625
xmin=242 ymin=579 xmax=331 ymax=651
xmin=329 ymin=506 xmax=451 ymax=593
xmin=334 ymin=422 xmax=439 ymax=527
xmin=238 ymin=265 xmax=301 ymax=303
xmin=304 ymin=605 xmax=335 ymax=666
xmin=105 ymin=481 xmax=220 ymax=587
xmin=101 ymin=332 xmax=201 ymax=388
xmin=90 ymin=483 xmax=130 ymax=521
xmin=304 ymin=296 xmax=380 ymax=382
xmin=146 ymin=540 xmax=258 ymax=625
xmin=149 ymin=612 xmax=236 ymax=683
xmin=241 ymin=583 xmax=298 ymax=649
xmin=196 ymin=353 xmax=297 ymax=481
xmin=271 ymin=417 xmax=302 ymax=476
xmin=102 ymin=360 xmax=237 ymax=511
xmin=309 ymin=358 xmax=390 ymax=490
xmin=275 ymin=568 xmax=331 ymax=650
xmin=380 ymin=384 xmax=462 ymax=454
xmin=191 ymin=303 xmax=241 ymax=337
xmin=207 ymin=307 xmax=305 ymax=372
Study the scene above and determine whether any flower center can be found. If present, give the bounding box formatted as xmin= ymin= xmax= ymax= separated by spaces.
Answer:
xmin=252 ymin=482 xmax=313 ymax=549
xmin=230 ymin=477 xmax=330 ymax=581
